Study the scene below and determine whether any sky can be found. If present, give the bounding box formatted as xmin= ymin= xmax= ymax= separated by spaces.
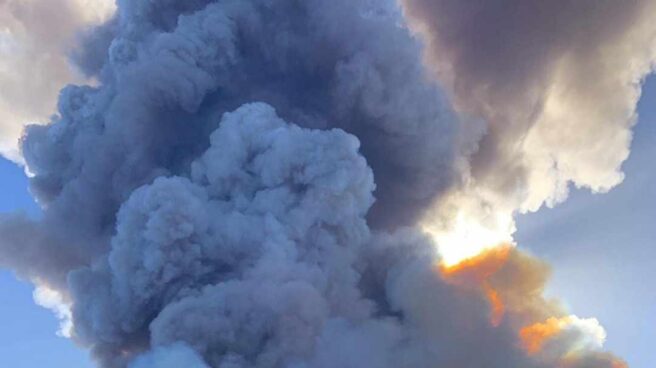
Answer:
xmin=0 ymin=78 xmax=652 ymax=367
xmin=0 ymin=1 xmax=654 ymax=368
xmin=0 ymin=158 xmax=93 ymax=367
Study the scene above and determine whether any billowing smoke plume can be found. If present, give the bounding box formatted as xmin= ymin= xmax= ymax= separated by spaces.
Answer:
xmin=401 ymin=0 xmax=656 ymax=261
xmin=0 ymin=0 xmax=650 ymax=367
xmin=0 ymin=0 xmax=114 ymax=161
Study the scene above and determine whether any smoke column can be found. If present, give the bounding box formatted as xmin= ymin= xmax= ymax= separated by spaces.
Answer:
xmin=0 ymin=0 xmax=653 ymax=367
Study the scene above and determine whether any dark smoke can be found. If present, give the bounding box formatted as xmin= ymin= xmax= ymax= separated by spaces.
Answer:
xmin=4 ymin=0 xmax=458 ymax=288
xmin=0 ymin=1 xmax=636 ymax=367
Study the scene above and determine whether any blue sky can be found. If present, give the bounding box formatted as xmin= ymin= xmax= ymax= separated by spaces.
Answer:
xmin=0 ymin=78 xmax=653 ymax=367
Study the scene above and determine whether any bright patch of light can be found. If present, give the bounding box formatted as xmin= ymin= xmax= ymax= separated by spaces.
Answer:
xmin=423 ymin=206 xmax=515 ymax=266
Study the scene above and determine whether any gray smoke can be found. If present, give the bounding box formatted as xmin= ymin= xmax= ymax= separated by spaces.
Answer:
xmin=402 ymin=0 xmax=656 ymax=213
xmin=0 ymin=0 xmax=639 ymax=367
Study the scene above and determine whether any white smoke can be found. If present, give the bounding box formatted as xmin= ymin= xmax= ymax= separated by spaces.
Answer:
xmin=0 ymin=0 xmax=114 ymax=161
xmin=33 ymin=285 xmax=73 ymax=338
xmin=402 ymin=0 xmax=656 ymax=262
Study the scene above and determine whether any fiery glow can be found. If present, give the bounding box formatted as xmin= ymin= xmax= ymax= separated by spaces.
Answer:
xmin=439 ymin=246 xmax=511 ymax=278
xmin=519 ymin=315 xmax=607 ymax=357
xmin=484 ymin=286 xmax=505 ymax=327
xmin=440 ymin=246 xmax=512 ymax=326
xmin=520 ymin=316 xmax=573 ymax=355
xmin=424 ymin=206 xmax=515 ymax=266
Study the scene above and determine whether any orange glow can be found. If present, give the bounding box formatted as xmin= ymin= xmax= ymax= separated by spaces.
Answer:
xmin=439 ymin=245 xmax=511 ymax=280
xmin=519 ymin=316 xmax=572 ymax=355
xmin=560 ymin=354 xmax=628 ymax=368
xmin=439 ymin=246 xmax=512 ymax=326
xmin=484 ymin=285 xmax=505 ymax=327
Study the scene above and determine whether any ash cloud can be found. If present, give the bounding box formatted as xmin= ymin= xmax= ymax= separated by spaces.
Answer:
xmin=402 ymin=0 xmax=656 ymax=217
xmin=129 ymin=343 xmax=209 ymax=368
xmin=0 ymin=0 xmax=644 ymax=367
